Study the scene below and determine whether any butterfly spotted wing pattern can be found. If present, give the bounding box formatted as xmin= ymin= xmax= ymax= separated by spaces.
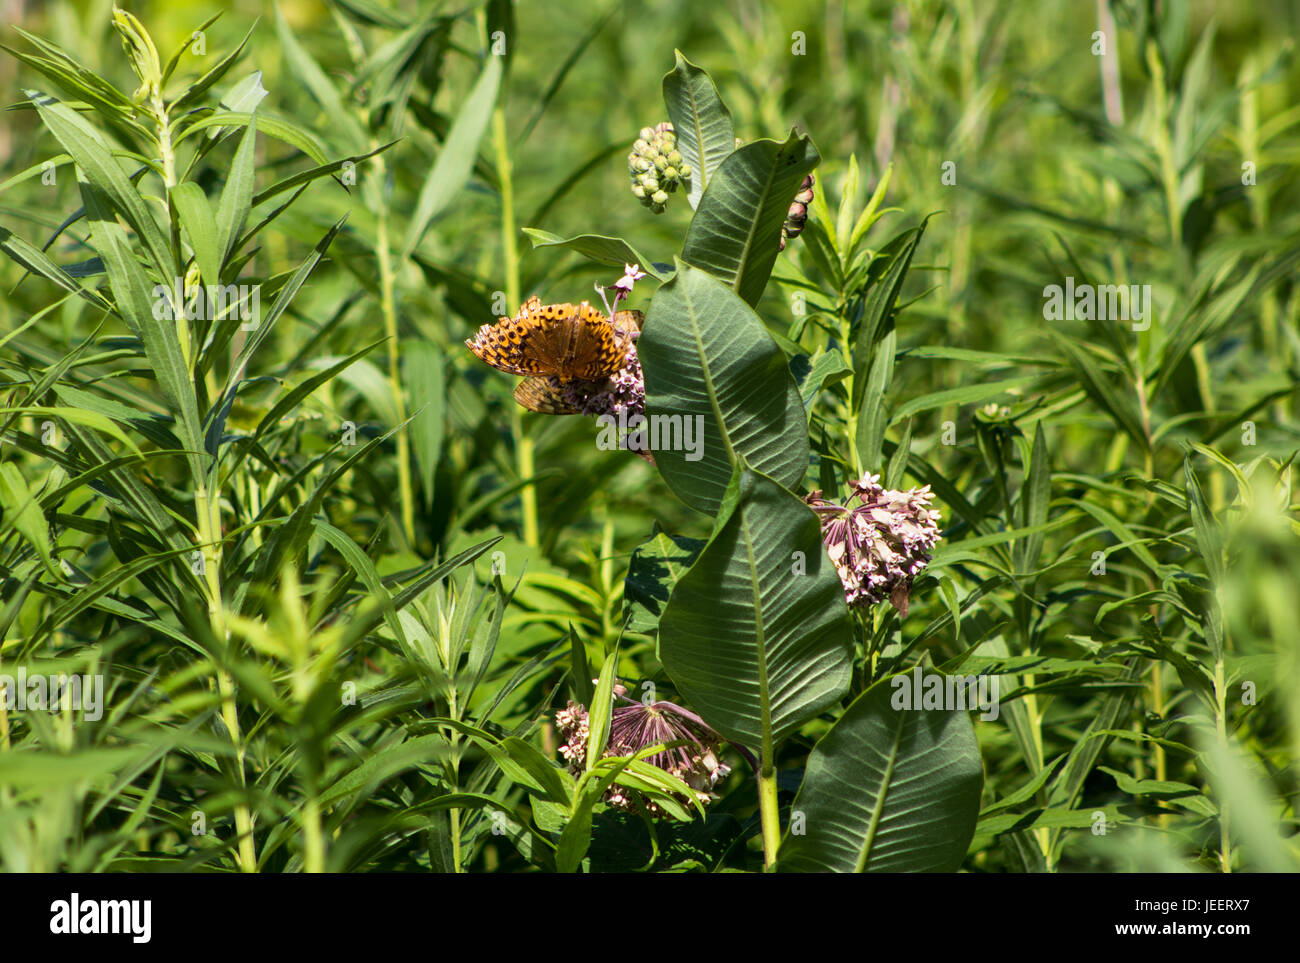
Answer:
xmin=466 ymin=296 xmax=630 ymax=381
xmin=512 ymin=377 xmax=580 ymax=414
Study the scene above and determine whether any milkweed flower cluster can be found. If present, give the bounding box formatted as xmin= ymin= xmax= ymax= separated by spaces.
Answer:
xmin=804 ymin=473 xmax=943 ymax=616
xmin=552 ymin=334 xmax=644 ymax=422
xmin=629 ymin=122 xmax=690 ymax=213
xmin=555 ymin=686 xmax=731 ymax=815
xmin=570 ymin=264 xmax=650 ymax=460
xmin=565 ymin=265 xmax=647 ymax=422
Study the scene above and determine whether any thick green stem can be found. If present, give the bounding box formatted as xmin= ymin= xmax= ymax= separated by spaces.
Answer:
xmin=302 ymin=795 xmax=324 ymax=873
xmin=757 ymin=765 xmax=781 ymax=870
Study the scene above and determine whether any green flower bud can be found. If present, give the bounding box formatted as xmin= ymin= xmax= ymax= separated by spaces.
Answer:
xmin=629 ymin=120 xmax=690 ymax=213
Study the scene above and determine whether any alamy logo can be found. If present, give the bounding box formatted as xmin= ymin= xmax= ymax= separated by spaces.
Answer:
xmin=0 ymin=669 xmax=103 ymax=721
xmin=152 ymin=278 xmax=260 ymax=325
xmin=1042 ymin=276 xmax=1152 ymax=331
xmin=890 ymin=667 xmax=1000 ymax=721
xmin=596 ymin=411 xmax=705 ymax=461
xmin=49 ymin=893 xmax=151 ymax=943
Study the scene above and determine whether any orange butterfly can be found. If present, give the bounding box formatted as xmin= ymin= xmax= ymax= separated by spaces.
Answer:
xmin=466 ymin=296 xmax=643 ymax=414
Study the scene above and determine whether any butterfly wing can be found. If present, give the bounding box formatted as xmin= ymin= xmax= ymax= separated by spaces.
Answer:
xmin=513 ymin=377 xmax=580 ymax=415
xmin=612 ymin=309 xmax=644 ymax=335
xmin=467 ymin=298 xmax=632 ymax=380
xmin=465 ymin=296 xmax=551 ymax=375
xmin=563 ymin=302 xmax=627 ymax=380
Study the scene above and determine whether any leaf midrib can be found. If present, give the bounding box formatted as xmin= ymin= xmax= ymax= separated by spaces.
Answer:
xmin=738 ymin=499 xmax=773 ymax=763
xmin=728 ymin=144 xmax=785 ymax=300
xmin=855 ymin=713 xmax=904 ymax=872
xmin=680 ymin=272 xmax=736 ymax=466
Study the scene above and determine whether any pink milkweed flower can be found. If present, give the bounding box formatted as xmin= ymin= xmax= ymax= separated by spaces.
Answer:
xmin=614 ymin=263 xmax=647 ymax=294
xmin=805 ymin=473 xmax=943 ymax=616
xmin=554 ymin=687 xmax=733 ymax=815
xmin=596 ymin=263 xmax=648 ymax=315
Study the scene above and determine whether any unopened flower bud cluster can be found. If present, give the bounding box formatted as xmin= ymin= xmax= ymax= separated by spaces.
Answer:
xmin=629 ymin=122 xmax=691 ymax=214
xmin=780 ymin=173 xmax=816 ymax=251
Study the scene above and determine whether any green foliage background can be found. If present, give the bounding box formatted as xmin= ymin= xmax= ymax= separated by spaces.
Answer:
xmin=0 ymin=0 xmax=1297 ymax=872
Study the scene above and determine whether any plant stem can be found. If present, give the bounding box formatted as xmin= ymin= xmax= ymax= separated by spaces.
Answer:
xmin=195 ymin=487 xmax=257 ymax=873
xmin=840 ymin=312 xmax=864 ymax=477
xmin=302 ymin=795 xmax=324 ymax=873
xmin=157 ymin=82 xmax=257 ymax=873
xmin=757 ymin=765 xmax=781 ymax=870
xmin=491 ymin=96 xmax=537 ymax=546
xmin=1213 ymin=656 xmax=1231 ymax=873
xmin=374 ymin=152 xmax=416 ymax=546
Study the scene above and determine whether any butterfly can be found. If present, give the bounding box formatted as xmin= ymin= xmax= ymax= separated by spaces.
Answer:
xmin=466 ymin=296 xmax=643 ymax=414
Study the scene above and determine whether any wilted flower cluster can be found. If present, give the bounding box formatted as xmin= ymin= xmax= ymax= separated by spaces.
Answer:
xmin=628 ymin=122 xmax=690 ymax=213
xmin=555 ymin=685 xmax=731 ymax=815
xmin=804 ymin=473 xmax=943 ymax=615
xmin=779 ymin=173 xmax=816 ymax=251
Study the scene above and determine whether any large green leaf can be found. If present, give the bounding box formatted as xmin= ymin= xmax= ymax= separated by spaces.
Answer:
xmin=657 ymin=466 xmax=854 ymax=748
xmin=661 ymin=51 xmax=734 ymax=210
xmin=778 ymin=676 xmax=983 ymax=872
xmin=622 ymin=530 xmax=704 ymax=635
xmin=522 ymin=229 xmax=666 ymax=280
xmin=680 ymin=132 xmax=818 ymax=306
xmin=640 ymin=261 xmax=808 ymax=516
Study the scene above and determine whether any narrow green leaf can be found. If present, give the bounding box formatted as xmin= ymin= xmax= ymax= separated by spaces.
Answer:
xmin=215 ymin=115 xmax=257 ymax=268
xmin=29 ymin=90 xmax=175 ymax=281
xmin=402 ymin=56 xmax=502 ymax=258
xmin=171 ymin=182 xmax=221 ymax=286
xmin=405 ymin=340 xmax=445 ymax=508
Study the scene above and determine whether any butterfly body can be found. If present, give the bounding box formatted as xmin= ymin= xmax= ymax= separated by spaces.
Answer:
xmin=466 ymin=296 xmax=643 ymax=414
